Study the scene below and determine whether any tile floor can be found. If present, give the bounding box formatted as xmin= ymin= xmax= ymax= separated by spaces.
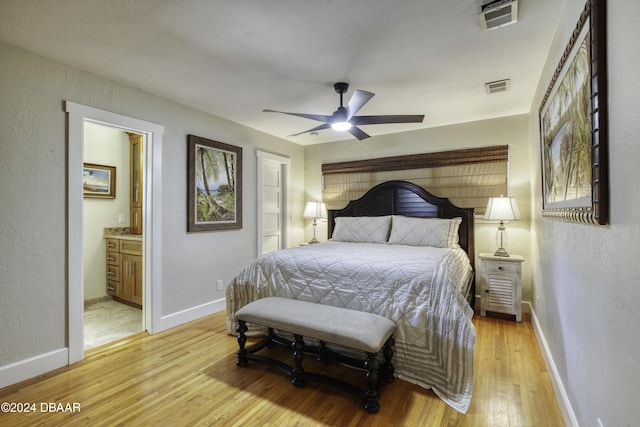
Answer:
xmin=84 ymin=298 xmax=143 ymax=350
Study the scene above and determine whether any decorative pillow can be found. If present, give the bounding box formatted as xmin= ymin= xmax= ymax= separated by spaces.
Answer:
xmin=388 ymin=216 xmax=462 ymax=248
xmin=331 ymin=216 xmax=391 ymax=243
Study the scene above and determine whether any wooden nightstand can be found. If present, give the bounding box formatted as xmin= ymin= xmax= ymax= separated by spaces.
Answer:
xmin=479 ymin=253 xmax=524 ymax=322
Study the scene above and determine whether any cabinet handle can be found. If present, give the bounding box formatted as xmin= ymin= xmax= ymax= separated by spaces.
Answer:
xmin=107 ymin=256 xmax=115 ymax=261
xmin=107 ymin=286 xmax=115 ymax=291
xmin=107 ymin=271 xmax=115 ymax=276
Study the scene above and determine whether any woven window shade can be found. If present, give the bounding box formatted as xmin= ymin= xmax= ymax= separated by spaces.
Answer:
xmin=321 ymin=145 xmax=508 ymax=215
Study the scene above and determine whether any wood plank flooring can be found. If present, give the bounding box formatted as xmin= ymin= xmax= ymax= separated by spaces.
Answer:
xmin=0 ymin=310 xmax=564 ymax=426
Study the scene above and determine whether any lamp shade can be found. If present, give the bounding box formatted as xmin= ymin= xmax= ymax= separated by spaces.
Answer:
xmin=484 ymin=197 xmax=521 ymax=221
xmin=303 ymin=201 xmax=327 ymax=219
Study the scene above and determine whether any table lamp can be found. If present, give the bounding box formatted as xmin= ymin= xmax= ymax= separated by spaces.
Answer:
xmin=303 ymin=201 xmax=327 ymax=244
xmin=484 ymin=196 xmax=520 ymax=257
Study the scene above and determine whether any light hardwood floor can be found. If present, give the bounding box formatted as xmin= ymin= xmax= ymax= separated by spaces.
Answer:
xmin=0 ymin=310 xmax=564 ymax=426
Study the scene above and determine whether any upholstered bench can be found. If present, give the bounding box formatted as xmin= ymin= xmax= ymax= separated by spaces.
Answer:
xmin=235 ymin=297 xmax=396 ymax=413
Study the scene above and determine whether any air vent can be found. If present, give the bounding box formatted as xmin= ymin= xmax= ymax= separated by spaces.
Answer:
xmin=485 ymin=79 xmax=511 ymax=94
xmin=479 ymin=0 xmax=518 ymax=31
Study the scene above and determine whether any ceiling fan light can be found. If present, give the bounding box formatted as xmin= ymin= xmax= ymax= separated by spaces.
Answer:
xmin=331 ymin=121 xmax=352 ymax=131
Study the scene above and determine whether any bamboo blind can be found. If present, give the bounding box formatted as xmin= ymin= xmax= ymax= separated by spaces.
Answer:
xmin=321 ymin=145 xmax=508 ymax=215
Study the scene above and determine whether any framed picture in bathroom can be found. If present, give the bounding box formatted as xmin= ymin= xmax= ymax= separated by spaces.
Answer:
xmin=83 ymin=163 xmax=116 ymax=199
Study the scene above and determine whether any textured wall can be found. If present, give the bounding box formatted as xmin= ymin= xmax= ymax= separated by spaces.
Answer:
xmin=0 ymin=42 xmax=305 ymax=367
xmin=528 ymin=0 xmax=640 ymax=425
xmin=0 ymin=44 xmax=68 ymax=366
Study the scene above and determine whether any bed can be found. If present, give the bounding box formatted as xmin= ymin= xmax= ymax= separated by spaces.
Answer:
xmin=226 ymin=181 xmax=476 ymax=413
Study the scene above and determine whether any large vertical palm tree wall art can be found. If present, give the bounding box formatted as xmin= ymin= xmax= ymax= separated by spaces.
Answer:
xmin=187 ymin=135 xmax=242 ymax=231
xmin=539 ymin=0 xmax=608 ymax=225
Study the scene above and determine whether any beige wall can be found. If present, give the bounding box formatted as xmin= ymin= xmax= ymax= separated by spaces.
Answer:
xmin=83 ymin=123 xmax=131 ymax=301
xmin=0 ymin=41 xmax=305 ymax=370
xmin=304 ymin=114 xmax=533 ymax=300
xmin=528 ymin=0 xmax=640 ymax=425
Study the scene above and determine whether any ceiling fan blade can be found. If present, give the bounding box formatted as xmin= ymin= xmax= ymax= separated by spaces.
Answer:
xmin=346 ymin=90 xmax=374 ymax=120
xmin=289 ymin=123 xmax=331 ymax=137
xmin=350 ymin=114 xmax=425 ymax=125
xmin=263 ymin=109 xmax=332 ymax=123
xmin=348 ymin=126 xmax=370 ymax=140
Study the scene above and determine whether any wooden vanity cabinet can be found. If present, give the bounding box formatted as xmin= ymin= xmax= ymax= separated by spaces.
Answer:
xmin=106 ymin=239 xmax=120 ymax=297
xmin=128 ymin=133 xmax=143 ymax=235
xmin=105 ymin=238 xmax=142 ymax=308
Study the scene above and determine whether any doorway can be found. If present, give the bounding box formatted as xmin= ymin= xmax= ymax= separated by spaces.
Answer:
xmin=66 ymin=101 xmax=164 ymax=364
xmin=82 ymin=123 xmax=144 ymax=351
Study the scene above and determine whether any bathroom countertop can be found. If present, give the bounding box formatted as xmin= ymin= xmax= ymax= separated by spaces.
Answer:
xmin=103 ymin=227 xmax=142 ymax=241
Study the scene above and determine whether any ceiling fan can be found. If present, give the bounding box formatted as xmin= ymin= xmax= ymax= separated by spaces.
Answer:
xmin=263 ymin=82 xmax=425 ymax=140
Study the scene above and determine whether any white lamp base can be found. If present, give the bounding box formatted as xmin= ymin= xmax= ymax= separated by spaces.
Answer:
xmin=494 ymin=247 xmax=510 ymax=257
xmin=308 ymin=220 xmax=320 ymax=244
xmin=494 ymin=222 xmax=510 ymax=257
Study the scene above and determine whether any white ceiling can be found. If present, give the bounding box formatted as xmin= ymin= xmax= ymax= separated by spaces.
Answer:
xmin=0 ymin=0 xmax=561 ymax=145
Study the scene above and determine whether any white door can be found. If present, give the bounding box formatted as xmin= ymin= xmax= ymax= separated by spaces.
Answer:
xmin=257 ymin=151 xmax=290 ymax=255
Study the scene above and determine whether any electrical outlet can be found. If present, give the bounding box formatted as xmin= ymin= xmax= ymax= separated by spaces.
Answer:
xmin=118 ymin=213 xmax=126 ymax=224
xmin=216 ymin=279 xmax=223 ymax=291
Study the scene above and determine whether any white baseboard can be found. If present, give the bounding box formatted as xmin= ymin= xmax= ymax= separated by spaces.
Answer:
xmin=527 ymin=302 xmax=579 ymax=427
xmin=156 ymin=297 xmax=226 ymax=333
xmin=0 ymin=299 xmax=227 ymax=390
xmin=0 ymin=348 xmax=68 ymax=389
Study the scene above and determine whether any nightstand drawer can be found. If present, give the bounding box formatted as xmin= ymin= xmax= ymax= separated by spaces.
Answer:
xmin=484 ymin=262 xmax=517 ymax=274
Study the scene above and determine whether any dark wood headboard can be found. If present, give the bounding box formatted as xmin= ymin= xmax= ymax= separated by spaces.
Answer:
xmin=327 ymin=180 xmax=475 ymax=270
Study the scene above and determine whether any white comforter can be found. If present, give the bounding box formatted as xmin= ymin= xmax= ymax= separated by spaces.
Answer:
xmin=225 ymin=241 xmax=476 ymax=413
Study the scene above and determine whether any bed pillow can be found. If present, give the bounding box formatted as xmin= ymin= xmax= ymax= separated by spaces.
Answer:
xmin=388 ymin=215 xmax=462 ymax=248
xmin=331 ymin=216 xmax=391 ymax=243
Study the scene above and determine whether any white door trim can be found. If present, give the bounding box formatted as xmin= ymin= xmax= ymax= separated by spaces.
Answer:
xmin=256 ymin=150 xmax=290 ymax=256
xmin=66 ymin=101 xmax=163 ymax=364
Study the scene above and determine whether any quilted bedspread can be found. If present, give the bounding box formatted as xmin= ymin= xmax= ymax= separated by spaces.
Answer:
xmin=225 ymin=241 xmax=476 ymax=413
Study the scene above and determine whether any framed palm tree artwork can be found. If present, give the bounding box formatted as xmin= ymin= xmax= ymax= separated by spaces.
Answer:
xmin=539 ymin=0 xmax=608 ymax=225
xmin=187 ymin=135 xmax=242 ymax=232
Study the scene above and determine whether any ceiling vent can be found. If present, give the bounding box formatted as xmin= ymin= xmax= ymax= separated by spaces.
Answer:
xmin=479 ymin=0 xmax=518 ymax=31
xmin=485 ymin=79 xmax=511 ymax=94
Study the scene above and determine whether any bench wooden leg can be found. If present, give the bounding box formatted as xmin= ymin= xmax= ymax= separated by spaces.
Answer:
xmin=236 ymin=320 xmax=248 ymax=367
xmin=291 ymin=334 xmax=305 ymax=387
xmin=267 ymin=328 xmax=277 ymax=348
xmin=363 ymin=351 xmax=380 ymax=413
xmin=316 ymin=341 xmax=327 ymax=364
xmin=383 ymin=336 xmax=395 ymax=383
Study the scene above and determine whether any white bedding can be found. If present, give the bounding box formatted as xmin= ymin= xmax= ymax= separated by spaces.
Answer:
xmin=225 ymin=241 xmax=476 ymax=413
